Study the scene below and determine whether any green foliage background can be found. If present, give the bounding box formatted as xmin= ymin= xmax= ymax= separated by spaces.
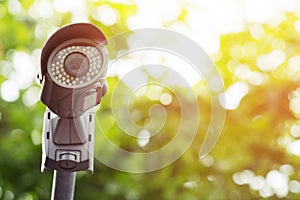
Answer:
xmin=1 ymin=0 xmax=300 ymax=199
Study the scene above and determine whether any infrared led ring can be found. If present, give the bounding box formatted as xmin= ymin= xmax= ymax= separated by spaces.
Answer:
xmin=47 ymin=39 xmax=107 ymax=89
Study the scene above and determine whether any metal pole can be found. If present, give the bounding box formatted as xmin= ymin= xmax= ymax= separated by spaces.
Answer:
xmin=51 ymin=170 xmax=76 ymax=200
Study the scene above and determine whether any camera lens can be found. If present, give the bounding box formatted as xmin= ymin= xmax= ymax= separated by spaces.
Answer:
xmin=64 ymin=52 xmax=89 ymax=77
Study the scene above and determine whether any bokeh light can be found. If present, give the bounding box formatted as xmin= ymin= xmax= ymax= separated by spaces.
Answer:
xmin=2 ymin=0 xmax=300 ymax=199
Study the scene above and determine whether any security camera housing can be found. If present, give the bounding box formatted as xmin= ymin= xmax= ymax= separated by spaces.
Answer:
xmin=39 ymin=23 xmax=107 ymax=118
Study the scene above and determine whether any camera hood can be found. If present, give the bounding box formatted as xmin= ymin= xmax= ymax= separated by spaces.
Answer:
xmin=40 ymin=23 xmax=107 ymax=81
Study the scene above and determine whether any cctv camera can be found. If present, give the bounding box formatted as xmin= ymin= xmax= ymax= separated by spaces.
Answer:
xmin=39 ymin=23 xmax=108 ymax=172
xmin=39 ymin=23 xmax=108 ymax=118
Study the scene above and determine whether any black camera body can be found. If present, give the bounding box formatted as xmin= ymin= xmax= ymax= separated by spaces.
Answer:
xmin=39 ymin=23 xmax=108 ymax=172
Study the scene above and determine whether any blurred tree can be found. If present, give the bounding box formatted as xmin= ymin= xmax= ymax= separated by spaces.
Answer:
xmin=1 ymin=0 xmax=300 ymax=200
